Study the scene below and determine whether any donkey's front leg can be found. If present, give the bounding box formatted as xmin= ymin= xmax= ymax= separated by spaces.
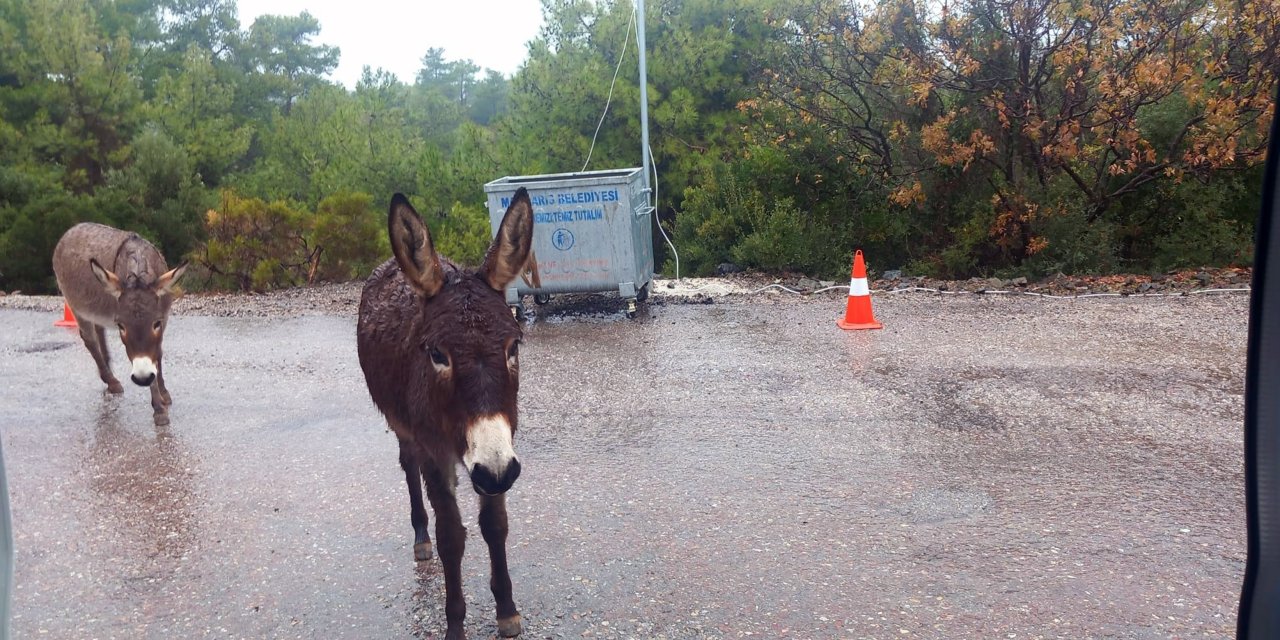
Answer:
xmin=146 ymin=353 xmax=170 ymax=425
xmin=156 ymin=358 xmax=172 ymax=406
xmin=480 ymin=493 xmax=521 ymax=637
xmin=398 ymin=440 xmax=431 ymax=560
xmin=79 ymin=322 xmax=122 ymax=393
xmin=150 ymin=379 xmax=169 ymax=426
xmin=423 ymin=459 xmax=467 ymax=640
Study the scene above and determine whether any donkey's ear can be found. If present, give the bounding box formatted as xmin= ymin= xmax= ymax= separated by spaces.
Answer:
xmin=481 ymin=187 xmax=534 ymax=293
xmin=89 ymin=258 xmax=122 ymax=299
xmin=388 ymin=193 xmax=445 ymax=298
xmin=155 ymin=262 xmax=187 ymax=296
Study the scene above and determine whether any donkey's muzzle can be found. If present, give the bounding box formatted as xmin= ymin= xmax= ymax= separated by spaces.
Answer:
xmin=130 ymin=357 xmax=157 ymax=387
xmin=470 ymin=458 xmax=521 ymax=496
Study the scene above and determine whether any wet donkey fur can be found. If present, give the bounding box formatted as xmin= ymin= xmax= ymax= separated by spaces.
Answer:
xmin=52 ymin=223 xmax=187 ymax=426
xmin=357 ymin=190 xmax=534 ymax=639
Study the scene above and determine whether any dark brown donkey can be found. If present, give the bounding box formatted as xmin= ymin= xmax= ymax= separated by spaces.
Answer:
xmin=53 ymin=223 xmax=187 ymax=426
xmin=357 ymin=190 xmax=533 ymax=639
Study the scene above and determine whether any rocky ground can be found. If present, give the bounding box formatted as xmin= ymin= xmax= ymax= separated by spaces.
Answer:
xmin=0 ymin=266 xmax=1253 ymax=318
xmin=738 ymin=264 xmax=1253 ymax=297
xmin=870 ymin=265 xmax=1253 ymax=296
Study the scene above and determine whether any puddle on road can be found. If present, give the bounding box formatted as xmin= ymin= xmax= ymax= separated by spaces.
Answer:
xmin=81 ymin=400 xmax=199 ymax=565
xmin=15 ymin=340 xmax=73 ymax=354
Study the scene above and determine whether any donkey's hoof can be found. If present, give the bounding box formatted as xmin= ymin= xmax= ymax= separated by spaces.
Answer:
xmin=497 ymin=613 xmax=522 ymax=637
xmin=106 ymin=381 xmax=124 ymax=394
xmin=153 ymin=412 xmax=170 ymax=427
xmin=413 ymin=541 xmax=432 ymax=561
xmin=444 ymin=625 xmax=467 ymax=640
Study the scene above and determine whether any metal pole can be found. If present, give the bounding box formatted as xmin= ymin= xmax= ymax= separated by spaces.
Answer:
xmin=636 ymin=0 xmax=652 ymax=202
xmin=0 ymin=438 xmax=13 ymax=640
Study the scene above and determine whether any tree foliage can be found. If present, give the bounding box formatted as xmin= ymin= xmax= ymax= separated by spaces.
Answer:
xmin=0 ymin=0 xmax=514 ymax=292
xmin=747 ymin=0 xmax=1277 ymax=275
xmin=0 ymin=0 xmax=1275 ymax=293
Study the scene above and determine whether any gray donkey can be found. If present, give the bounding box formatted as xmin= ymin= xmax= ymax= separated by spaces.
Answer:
xmin=52 ymin=223 xmax=187 ymax=425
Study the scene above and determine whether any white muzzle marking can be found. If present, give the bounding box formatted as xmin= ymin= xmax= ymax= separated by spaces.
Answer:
xmin=130 ymin=357 xmax=157 ymax=381
xmin=463 ymin=415 xmax=516 ymax=474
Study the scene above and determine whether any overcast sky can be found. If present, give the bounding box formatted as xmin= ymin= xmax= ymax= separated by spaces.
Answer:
xmin=234 ymin=0 xmax=547 ymax=87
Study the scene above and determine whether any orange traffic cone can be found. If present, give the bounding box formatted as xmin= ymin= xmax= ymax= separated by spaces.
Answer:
xmin=837 ymin=250 xmax=882 ymax=330
xmin=54 ymin=301 xmax=77 ymax=328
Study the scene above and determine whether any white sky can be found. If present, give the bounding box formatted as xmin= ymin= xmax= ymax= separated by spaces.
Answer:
xmin=234 ymin=0 xmax=547 ymax=87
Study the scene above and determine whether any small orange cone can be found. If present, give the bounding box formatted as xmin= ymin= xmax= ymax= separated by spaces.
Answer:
xmin=54 ymin=302 xmax=77 ymax=328
xmin=837 ymin=250 xmax=882 ymax=330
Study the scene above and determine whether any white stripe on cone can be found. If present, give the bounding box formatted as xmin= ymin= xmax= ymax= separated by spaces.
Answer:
xmin=848 ymin=277 xmax=870 ymax=297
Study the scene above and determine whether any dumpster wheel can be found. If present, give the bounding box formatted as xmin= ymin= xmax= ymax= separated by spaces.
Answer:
xmin=512 ymin=303 xmax=528 ymax=322
xmin=635 ymin=283 xmax=650 ymax=302
xmin=534 ymin=293 xmax=552 ymax=305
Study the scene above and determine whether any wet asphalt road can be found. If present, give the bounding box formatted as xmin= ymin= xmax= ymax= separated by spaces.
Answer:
xmin=0 ymin=293 xmax=1248 ymax=639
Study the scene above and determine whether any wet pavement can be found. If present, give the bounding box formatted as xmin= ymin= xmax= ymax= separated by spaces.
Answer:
xmin=0 ymin=292 xmax=1249 ymax=638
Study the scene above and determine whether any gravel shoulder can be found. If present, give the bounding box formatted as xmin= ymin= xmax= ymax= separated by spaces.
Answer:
xmin=0 ymin=266 xmax=1254 ymax=319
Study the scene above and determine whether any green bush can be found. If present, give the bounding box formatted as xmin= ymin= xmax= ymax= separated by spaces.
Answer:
xmin=312 ymin=192 xmax=384 ymax=281
xmin=672 ymin=166 xmax=750 ymax=275
xmin=730 ymin=195 xmax=807 ymax=273
xmin=925 ymin=176 xmax=1121 ymax=279
xmin=431 ymin=201 xmax=493 ymax=267
xmin=1145 ymin=175 xmax=1257 ymax=271
xmin=671 ymin=160 xmax=880 ymax=278
xmin=933 ymin=218 xmax=985 ymax=278
xmin=1022 ymin=203 xmax=1120 ymax=277
xmin=0 ymin=191 xmax=104 ymax=293
xmin=193 ymin=191 xmax=314 ymax=291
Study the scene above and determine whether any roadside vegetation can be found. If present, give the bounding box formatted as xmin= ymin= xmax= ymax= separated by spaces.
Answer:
xmin=1 ymin=0 xmax=1275 ymax=292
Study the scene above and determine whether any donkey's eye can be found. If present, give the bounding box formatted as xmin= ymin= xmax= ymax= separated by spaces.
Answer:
xmin=117 ymin=323 xmax=126 ymax=333
xmin=429 ymin=347 xmax=449 ymax=367
xmin=507 ymin=342 xmax=519 ymax=360
xmin=153 ymin=320 xmax=162 ymax=331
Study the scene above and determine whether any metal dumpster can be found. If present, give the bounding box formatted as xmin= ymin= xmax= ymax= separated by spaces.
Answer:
xmin=483 ymin=168 xmax=654 ymax=314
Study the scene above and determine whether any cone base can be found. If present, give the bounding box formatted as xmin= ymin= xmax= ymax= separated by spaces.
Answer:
xmin=54 ymin=304 xmax=77 ymax=328
xmin=837 ymin=319 xmax=882 ymax=330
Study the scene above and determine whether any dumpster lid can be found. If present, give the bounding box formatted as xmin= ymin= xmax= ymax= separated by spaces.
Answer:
xmin=484 ymin=168 xmax=643 ymax=191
